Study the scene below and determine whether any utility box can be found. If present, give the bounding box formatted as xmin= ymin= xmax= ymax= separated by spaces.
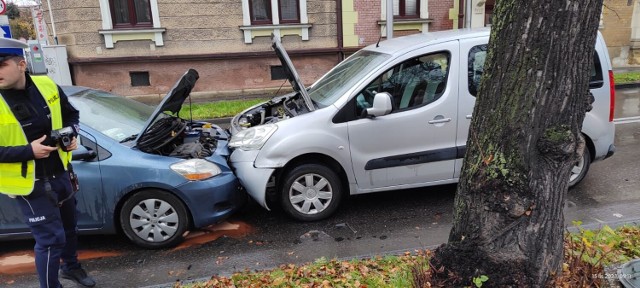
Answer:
xmin=42 ymin=45 xmax=72 ymax=86
xmin=26 ymin=41 xmax=47 ymax=75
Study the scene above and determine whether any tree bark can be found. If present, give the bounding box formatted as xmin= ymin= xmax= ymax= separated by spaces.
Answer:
xmin=432 ymin=0 xmax=604 ymax=286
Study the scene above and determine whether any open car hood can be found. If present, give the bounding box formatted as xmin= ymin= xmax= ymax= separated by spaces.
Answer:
xmin=135 ymin=69 xmax=199 ymax=145
xmin=271 ymin=35 xmax=315 ymax=111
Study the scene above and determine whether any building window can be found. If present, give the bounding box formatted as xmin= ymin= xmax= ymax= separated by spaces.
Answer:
xmin=250 ymin=0 xmax=272 ymax=24
xmin=98 ymin=0 xmax=165 ymax=48
xmin=378 ymin=0 xmax=430 ymax=37
xmin=130 ymin=71 xmax=150 ymax=87
xmin=250 ymin=0 xmax=300 ymax=24
xmin=279 ymin=0 xmax=300 ymax=23
xmin=241 ymin=0 xmax=310 ymax=44
xmin=110 ymin=0 xmax=153 ymax=28
xmin=394 ymin=0 xmax=419 ymax=18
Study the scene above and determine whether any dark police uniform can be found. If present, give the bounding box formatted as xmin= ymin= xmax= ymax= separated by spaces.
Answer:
xmin=0 ymin=36 xmax=94 ymax=288
xmin=0 ymin=74 xmax=82 ymax=288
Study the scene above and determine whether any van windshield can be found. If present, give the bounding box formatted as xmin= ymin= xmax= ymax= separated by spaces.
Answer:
xmin=308 ymin=50 xmax=391 ymax=107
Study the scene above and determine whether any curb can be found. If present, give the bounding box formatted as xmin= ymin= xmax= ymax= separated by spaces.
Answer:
xmin=141 ymin=243 xmax=443 ymax=288
xmin=144 ymin=217 xmax=640 ymax=288
xmin=615 ymin=82 xmax=640 ymax=89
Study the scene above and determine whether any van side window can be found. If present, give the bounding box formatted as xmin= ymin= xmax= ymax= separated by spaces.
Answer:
xmin=468 ymin=45 xmax=487 ymax=96
xmin=590 ymin=53 xmax=604 ymax=88
xmin=468 ymin=45 xmax=604 ymax=96
xmin=355 ymin=51 xmax=450 ymax=116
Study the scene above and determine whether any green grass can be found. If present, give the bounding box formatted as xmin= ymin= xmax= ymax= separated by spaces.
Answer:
xmin=614 ymin=71 xmax=640 ymax=84
xmin=178 ymin=98 xmax=268 ymax=120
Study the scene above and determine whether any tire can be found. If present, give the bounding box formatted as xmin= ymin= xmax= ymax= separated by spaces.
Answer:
xmin=119 ymin=190 xmax=189 ymax=249
xmin=280 ymin=164 xmax=343 ymax=221
xmin=569 ymin=147 xmax=591 ymax=188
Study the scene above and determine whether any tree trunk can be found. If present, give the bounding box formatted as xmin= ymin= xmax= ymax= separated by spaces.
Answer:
xmin=432 ymin=0 xmax=603 ymax=286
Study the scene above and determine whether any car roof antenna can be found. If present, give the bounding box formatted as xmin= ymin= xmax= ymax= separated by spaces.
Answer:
xmin=376 ymin=35 xmax=382 ymax=48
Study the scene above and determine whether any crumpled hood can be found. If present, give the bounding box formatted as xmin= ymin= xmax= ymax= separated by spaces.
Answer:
xmin=271 ymin=35 xmax=315 ymax=112
xmin=135 ymin=69 xmax=199 ymax=146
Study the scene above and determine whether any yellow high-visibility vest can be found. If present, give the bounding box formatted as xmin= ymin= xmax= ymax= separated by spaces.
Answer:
xmin=0 ymin=76 xmax=71 ymax=196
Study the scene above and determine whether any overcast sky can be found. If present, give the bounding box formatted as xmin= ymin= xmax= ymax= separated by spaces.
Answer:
xmin=6 ymin=0 xmax=39 ymax=6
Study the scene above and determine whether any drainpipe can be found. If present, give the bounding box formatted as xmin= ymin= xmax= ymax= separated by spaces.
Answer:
xmin=386 ymin=0 xmax=393 ymax=39
xmin=336 ymin=0 xmax=344 ymax=60
xmin=458 ymin=0 xmax=465 ymax=29
xmin=465 ymin=0 xmax=472 ymax=28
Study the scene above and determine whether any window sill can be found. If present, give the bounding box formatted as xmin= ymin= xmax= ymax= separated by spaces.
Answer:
xmin=99 ymin=28 xmax=166 ymax=49
xmin=377 ymin=18 xmax=434 ymax=25
xmin=239 ymin=23 xmax=312 ymax=44
xmin=377 ymin=18 xmax=433 ymax=33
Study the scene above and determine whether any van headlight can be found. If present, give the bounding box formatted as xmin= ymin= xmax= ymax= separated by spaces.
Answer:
xmin=170 ymin=159 xmax=221 ymax=181
xmin=229 ymin=124 xmax=277 ymax=150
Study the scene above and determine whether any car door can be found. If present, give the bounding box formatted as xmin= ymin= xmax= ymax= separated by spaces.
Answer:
xmin=455 ymin=36 xmax=489 ymax=178
xmin=0 ymin=131 xmax=106 ymax=236
xmin=348 ymin=41 xmax=460 ymax=191
xmin=73 ymin=131 xmax=106 ymax=230
xmin=0 ymin=189 xmax=28 ymax=235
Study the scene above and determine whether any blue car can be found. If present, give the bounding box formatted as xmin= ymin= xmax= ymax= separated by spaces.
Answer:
xmin=0 ymin=69 xmax=245 ymax=249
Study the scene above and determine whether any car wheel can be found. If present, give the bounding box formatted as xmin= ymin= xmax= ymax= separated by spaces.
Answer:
xmin=119 ymin=190 xmax=189 ymax=249
xmin=280 ymin=164 xmax=342 ymax=221
xmin=569 ymin=147 xmax=591 ymax=188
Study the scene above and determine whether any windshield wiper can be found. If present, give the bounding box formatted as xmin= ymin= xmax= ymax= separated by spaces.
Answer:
xmin=119 ymin=134 xmax=138 ymax=143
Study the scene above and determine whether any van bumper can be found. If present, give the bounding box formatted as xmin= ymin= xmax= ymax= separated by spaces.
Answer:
xmin=229 ymin=150 xmax=274 ymax=210
xmin=604 ymin=144 xmax=616 ymax=159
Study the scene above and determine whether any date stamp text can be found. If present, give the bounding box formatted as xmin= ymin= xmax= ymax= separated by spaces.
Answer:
xmin=592 ymin=273 xmax=633 ymax=279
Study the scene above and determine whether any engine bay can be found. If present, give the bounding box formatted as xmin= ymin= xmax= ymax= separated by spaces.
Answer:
xmin=137 ymin=116 xmax=225 ymax=159
xmin=236 ymin=94 xmax=311 ymax=129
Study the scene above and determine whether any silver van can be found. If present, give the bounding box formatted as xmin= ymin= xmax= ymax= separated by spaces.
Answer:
xmin=229 ymin=28 xmax=616 ymax=221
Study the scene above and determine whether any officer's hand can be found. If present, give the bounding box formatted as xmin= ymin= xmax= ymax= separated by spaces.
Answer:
xmin=66 ymin=137 xmax=78 ymax=151
xmin=31 ymin=135 xmax=58 ymax=159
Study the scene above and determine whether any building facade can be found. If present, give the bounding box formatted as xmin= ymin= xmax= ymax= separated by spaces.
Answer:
xmin=600 ymin=0 xmax=640 ymax=66
xmin=41 ymin=0 xmax=634 ymax=101
xmin=41 ymin=0 xmax=462 ymax=101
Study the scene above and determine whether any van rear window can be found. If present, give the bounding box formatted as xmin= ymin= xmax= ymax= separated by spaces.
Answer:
xmin=468 ymin=45 xmax=604 ymax=96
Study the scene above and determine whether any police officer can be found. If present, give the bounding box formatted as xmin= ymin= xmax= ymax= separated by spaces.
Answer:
xmin=0 ymin=38 xmax=95 ymax=288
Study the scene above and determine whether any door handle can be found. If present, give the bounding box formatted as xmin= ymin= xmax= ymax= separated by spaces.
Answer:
xmin=428 ymin=118 xmax=452 ymax=124
xmin=466 ymin=114 xmax=472 ymax=119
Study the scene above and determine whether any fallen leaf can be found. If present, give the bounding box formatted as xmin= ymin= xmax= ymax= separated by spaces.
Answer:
xmin=483 ymin=154 xmax=494 ymax=165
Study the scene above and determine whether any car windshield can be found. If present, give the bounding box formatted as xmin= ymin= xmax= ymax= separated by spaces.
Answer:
xmin=68 ymin=89 xmax=155 ymax=142
xmin=307 ymin=50 xmax=391 ymax=107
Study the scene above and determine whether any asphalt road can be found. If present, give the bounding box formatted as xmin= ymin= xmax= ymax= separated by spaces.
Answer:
xmin=1 ymin=88 xmax=639 ymax=288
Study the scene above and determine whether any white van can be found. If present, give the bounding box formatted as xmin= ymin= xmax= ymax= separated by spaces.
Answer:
xmin=229 ymin=28 xmax=616 ymax=221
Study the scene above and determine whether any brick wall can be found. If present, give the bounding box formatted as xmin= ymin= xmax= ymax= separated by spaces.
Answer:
xmin=353 ymin=0 xmax=382 ymax=46
xmin=428 ymin=0 xmax=454 ymax=31
xmin=351 ymin=0 xmax=454 ymax=48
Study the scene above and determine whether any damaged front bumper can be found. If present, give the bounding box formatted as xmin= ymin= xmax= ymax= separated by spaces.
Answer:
xmin=229 ymin=149 xmax=275 ymax=210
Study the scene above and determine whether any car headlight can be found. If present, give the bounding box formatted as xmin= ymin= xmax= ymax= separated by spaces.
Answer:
xmin=170 ymin=159 xmax=221 ymax=181
xmin=229 ymin=124 xmax=277 ymax=150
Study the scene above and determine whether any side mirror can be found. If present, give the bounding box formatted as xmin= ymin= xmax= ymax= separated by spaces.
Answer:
xmin=365 ymin=92 xmax=393 ymax=118
xmin=72 ymin=145 xmax=97 ymax=161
